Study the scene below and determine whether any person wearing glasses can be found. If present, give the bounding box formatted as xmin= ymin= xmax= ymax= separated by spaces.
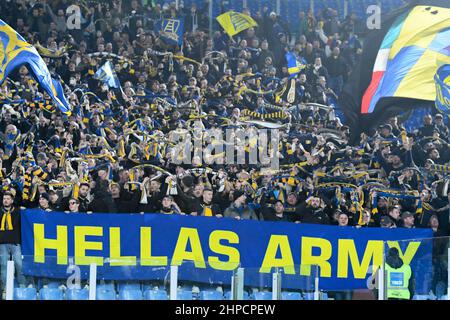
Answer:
xmin=61 ymin=183 xmax=91 ymax=213
xmin=66 ymin=198 xmax=80 ymax=213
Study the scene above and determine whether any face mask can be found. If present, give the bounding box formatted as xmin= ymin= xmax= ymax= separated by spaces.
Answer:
xmin=69 ymin=79 xmax=76 ymax=86
xmin=7 ymin=133 xmax=16 ymax=140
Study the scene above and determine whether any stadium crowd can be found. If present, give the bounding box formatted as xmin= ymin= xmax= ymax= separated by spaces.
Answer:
xmin=0 ymin=0 xmax=449 ymax=295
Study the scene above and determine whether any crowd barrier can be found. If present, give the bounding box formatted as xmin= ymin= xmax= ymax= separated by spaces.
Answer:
xmin=3 ymin=209 xmax=448 ymax=300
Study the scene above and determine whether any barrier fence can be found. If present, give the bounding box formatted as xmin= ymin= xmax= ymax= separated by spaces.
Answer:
xmin=2 ymin=209 xmax=448 ymax=300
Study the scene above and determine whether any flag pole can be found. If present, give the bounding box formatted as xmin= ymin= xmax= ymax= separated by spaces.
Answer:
xmin=209 ymin=0 xmax=213 ymax=39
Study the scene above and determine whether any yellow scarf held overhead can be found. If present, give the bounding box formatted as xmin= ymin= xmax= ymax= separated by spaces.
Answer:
xmin=72 ymin=183 xmax=80 ymax=199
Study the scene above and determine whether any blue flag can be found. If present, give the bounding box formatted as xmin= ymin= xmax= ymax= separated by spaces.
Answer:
xmin=154 ymin=18 xmax=184 ymax=46
xmin=93 ymin=61 xmax=121 ymax=89
xmin=435 ymin=64 xmax=450 ymax=115
xmin=0 ymin=19 xmax=71 ymax=115
xmin=285 ymin=52 xmax=306 ymax=78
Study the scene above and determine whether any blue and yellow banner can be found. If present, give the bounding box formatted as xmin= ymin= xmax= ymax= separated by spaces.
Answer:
xmin=0 ymin=19 xmax=71 ymax=115
xmin=216 ymin=11 xmax=258 ymax=37
xmin=21 ymin=210 xmax=433 ymax=291
xmin=361 ymin=5 xmax=450 ymax=114
xmin=285 ymin=52 xmax=306 ymax=78
xmin=154 ymin=18 xmax=184 ymax=46
xmin=94 ymin=61 xmax=121 ymax=89
xmin=435 ymin=64 xmax=450 ymax=114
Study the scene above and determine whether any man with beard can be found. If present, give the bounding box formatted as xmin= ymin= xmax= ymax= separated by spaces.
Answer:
xmin=296 ymin=196 xmax=330 ymax=225
xmin=415 ymin=189 xmax=436 ymax=228
xmin=417 ymin=115 xmax=437 ymax=138
xmin=0 ymin=190 xmax=26 ymax=294
xmin=60 ymin=182 xmax=91 ymax=212
xmin=109 ymin=182 xmax=141 ymax=213
xmin=283 ymin=192 xmax=304 ymax=222
xmin=224 ymin=190 xmax=259 ymax=220
xmin=138 ymin=176 xmax=167 ymax=213
xmin=262 ymin=200 xmax=295 ymax=222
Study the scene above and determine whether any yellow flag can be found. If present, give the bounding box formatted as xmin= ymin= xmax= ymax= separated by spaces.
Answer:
xmin=216 ymin=11 xmax=258 ymax=37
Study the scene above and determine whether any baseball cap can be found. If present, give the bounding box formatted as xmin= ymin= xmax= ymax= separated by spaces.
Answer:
xmin=233 ymin=190 xmax=245 ymax=202
xmin=380 ymin=216 xmax=393 ymax=226
xmin=401 ymin=211 xmax=414 ymax=219
xmin=388 ymin=148 xmax=403 ymax=157
xmin=39 ymin=193 xmax=50 ymax=202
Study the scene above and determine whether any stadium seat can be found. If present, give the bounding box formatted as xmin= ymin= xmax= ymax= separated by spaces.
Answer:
xmin=144 ymin=289 xmax=168 ymax=300
xmin=36 ymin=280 xmax=61 ymax=290
xmin=200 ymin=290 xmax=223 ymax=300
xmin=177 ymin=290 xmax=193 ymax=300
xmin=142 ymin=283 xmax=159 ymax=291
xmin=281 ymin=292 xmax=302 ymax=300
xmin=66 ymin=288 xmax=89 ymax=300
xmin=303 ymin=292 xmax=315 ymax=300
xmin=96 ymin=289 xmax=117 ymax=300
xmin=224 ymin=291 xmax=250 ymax=300
xmin=14 ymin=287 xmax=37 ymax=300
xmin=46 ymin=282 xmax=62 ymax=289
xmin=253 ymin=291 xmax=272 ymax=300
xmin=97 ymin=283 xmax=116 ymax=292
xmin=119 ymin=289 xmax=143 ymax=300
xmin=117 ymin=282 xmax=141 ymax=291
xmin=435 ymin=281 xmax=446 ymax=298
xmin=39 ymin=288 xmax=64 ymax=300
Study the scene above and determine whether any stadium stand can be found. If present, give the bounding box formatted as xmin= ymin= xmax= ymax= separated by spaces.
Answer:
xmin=0 ymin=0 xmax=448 ymax=301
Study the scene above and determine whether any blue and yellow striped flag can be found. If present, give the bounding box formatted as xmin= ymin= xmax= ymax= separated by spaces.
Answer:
xmin=216 ymin=11 xmax=258 ymax=37
xmin=361 ymin=5 xmax=450 ymax=114
xmin=94 ymin=61 xmax=121 ymax=89
xmin=285 ymin=52 xmax=306 ymax=78
xmin=0 ymin=19 xmax=71 ymax=115
xmin=435 ymin=64 xmax=450 ymax=115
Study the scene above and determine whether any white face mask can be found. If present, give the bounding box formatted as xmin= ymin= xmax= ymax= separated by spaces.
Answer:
xmin=69 ymin=79 xmax=76 ymax=86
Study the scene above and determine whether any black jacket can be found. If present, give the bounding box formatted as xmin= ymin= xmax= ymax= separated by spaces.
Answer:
xmin=0 ymin=206 xmax=21 ymax=244
xmin=192 ymin=201 xmax=222 ymax=217
xmin=296 ymin=202 xmax=330 ymax=225
xmin=111 ymin=189 xmax=141 ymax=213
